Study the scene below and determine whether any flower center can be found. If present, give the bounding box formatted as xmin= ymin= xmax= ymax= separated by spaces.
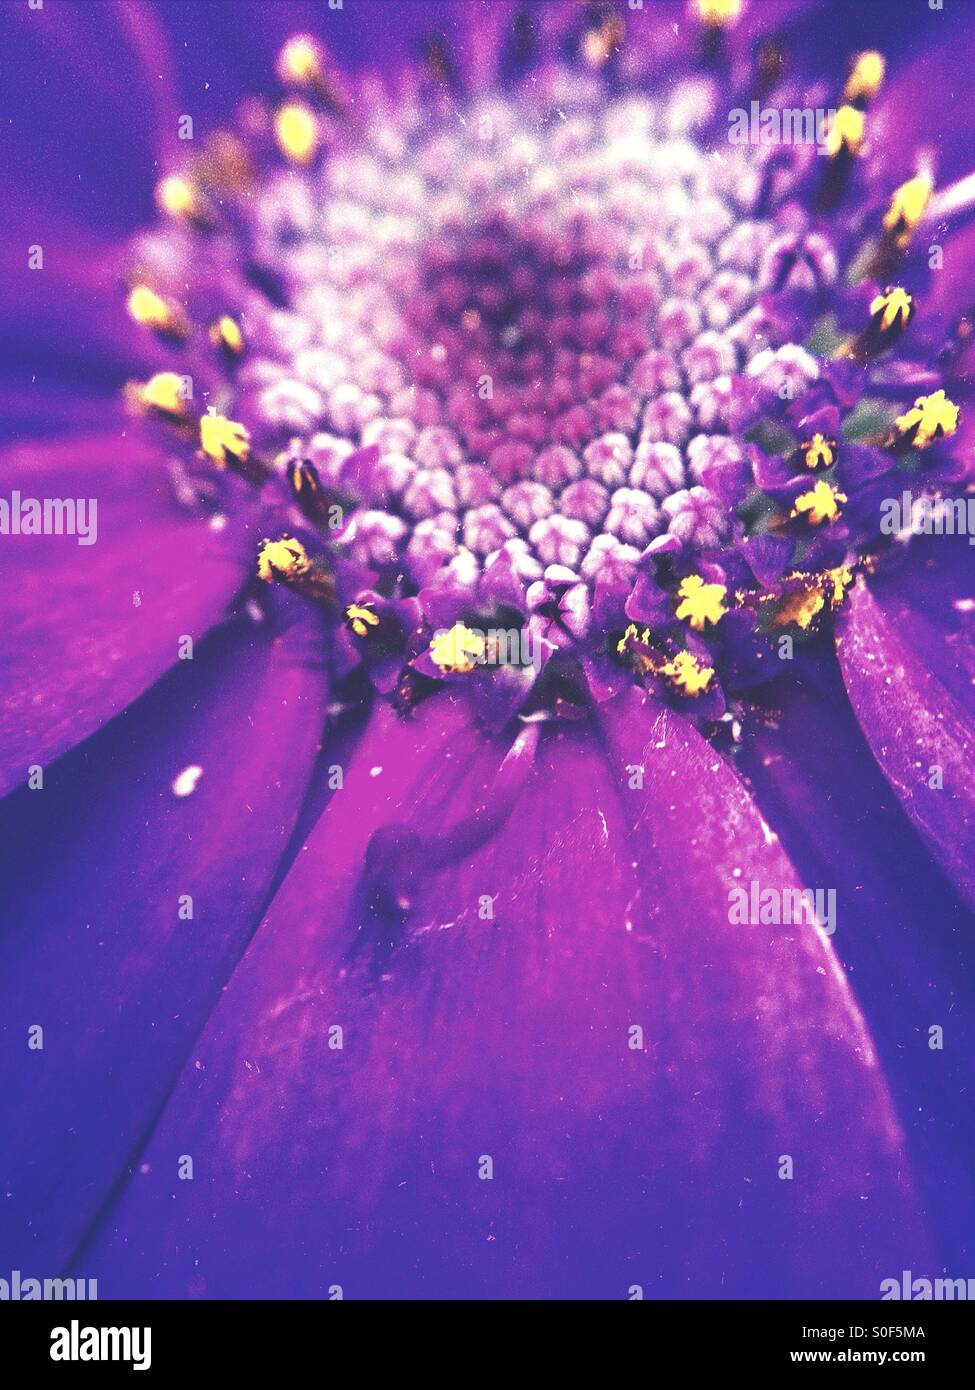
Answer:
xmin=239 ymin=84 xmax=810 ymax=599
xmin=125 ymin=21 xmax=962 ymax=716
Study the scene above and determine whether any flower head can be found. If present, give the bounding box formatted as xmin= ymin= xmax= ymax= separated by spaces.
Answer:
xmin=3 ymin=0 xmax=975 ymax=1303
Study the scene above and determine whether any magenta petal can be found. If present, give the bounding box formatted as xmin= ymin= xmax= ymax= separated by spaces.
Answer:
xmin=1 ymin=3 xmax=161 ymax=233
xmin=0 ymin=596 xmax=329 ymax=1273
xmin=913 ymin=222 xmax=975 ymax=347
xmin=0 ymin=431 xmax=255 ymax=797
xmin=736 ymin=650 xmax=972 ymax=982
xmin=595 ymin=689 xmax=927 ymax=1285
xmin=861 ymin=535 xmax=975 ymax=710
xmin=82 ymin=693 xmax=924 ymax=1298
xmin=0 ymin=240 xmax=163 ymax=441
xmin=871 ymin=8 xmax=975 ymax=187
xmin=735 ymin=650 xmax=975 ymax=1266
xmin=838 ymin=573 xmax=975 ymax=910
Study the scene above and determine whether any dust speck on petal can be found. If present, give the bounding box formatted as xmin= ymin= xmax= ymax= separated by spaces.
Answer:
xmin=171 ymin=764 xmax=204 ymax=797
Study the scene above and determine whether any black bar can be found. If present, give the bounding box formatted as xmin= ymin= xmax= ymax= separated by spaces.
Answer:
xmin=1 ymin=1298 xmax=972 ymax=1373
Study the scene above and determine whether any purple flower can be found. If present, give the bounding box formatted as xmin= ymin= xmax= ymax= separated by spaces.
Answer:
xmin=1 ymin=0 xmax=974 ymax=1299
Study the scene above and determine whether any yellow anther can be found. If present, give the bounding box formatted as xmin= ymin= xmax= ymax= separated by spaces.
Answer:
xmin=209 ymin=315 xmax=244 ymax=354
xmin=346 ymin=603 xmax=380 ymax=638
xmin=616 ymin=623 xmax=655 ymax=675
xmin=207 ymin=128 xmax=252 ymax=179
xmin=674 ymin=575 xmax=728 ymax=631
xmin=883 ymin=174 xmax=933 ymax=246
xmin=894 ymin=389 xmax=960 ymax=449
xmin=155 ymin=175 xmax=199 ymax=220
xmin=430 ymin=623 xmax=485 ymax=674
xmin=773 ymin=565 xmax=854 ymax=628
xmin=659 ymin=650 xmax=714 ymax=697
xmin=200 ymin=413 xmax=251 ymax=466
xmin=870 ymin=286 xmax=914 ymax=333
xmin=791 ymin=480 xmax=847 ymax=525
xmin=802 ymin=433 xmax=836 ymax=470
xmin=138 ymin=371 xmax=189 ymax=417
xmin=773 ymin=586 xmax=826 ymax=631
xmin=581 ymin=15 xmax=624 ymax=68
xmin=257 ymin=536 xmax=309 ymax=584
xmin=826 ymin=105 xmax=865 ymax=158
xmin=696 ymin=0 xmax=743 ymax=23
xmin=845 ymin=51 xmax=885 ymax=103
xmin=275 ymin=103 xmax=318 ymax=163
xmin=126 ymin=284 xmax=180 ymax=334
xmin=826 ymin=565 xmax=854 ymax=606
xmin=616 ymin=623 xmax=652 ymax=655
xmin=277 ymin=34 xmax=323 ymax=86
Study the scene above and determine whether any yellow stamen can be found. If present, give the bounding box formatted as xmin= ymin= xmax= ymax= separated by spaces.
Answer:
xmin=616 ymin=622 xmax=650 ymax=656
xmin=429 ymin=623 xmax=485 ymax=674
xmin=791 ymin=481 xmax=847 ymax=525
xmin=200 ymin=413 xmax=251 ymax=466
xmin=616 ymin=623 xmax=656 ymax=676
xmin=696 ymin=0 xmax=742 ymax=23
xmin=275 ymin=103 xmax=318 ymax=163
xmin=137 ymin=371 xmax=189 ymax=417
xmin=126 ymin=284 xmax=182 ymax=335
xmin=198 ymin=131 xmax=253 ymax=193
xmin=209 ymin=315 xmax=244 ymax=354
xmin=346 ymin=603 xmax=380 ymax=638
xmin=826 ymin=105 xmax=865 ymax=158
xmin=802 ymin=433 xmax=836 ymax=470
xmin=870 ymin=286 xmax=914 ymax=333
xmin=674 ymin=575 xmax=728 ymax=631
xmin=581 ymin=15 xmax=624 ymax=68
xmin=659 ymin=650 xmax=714 ymax=697
xmin=844 ymin=50 xmax=885 ymax=103
xmin=155 ymin=175 xmax=199 ymax=220
xmin=277 ymin=34 xmax=322 ymax=86
xmin=826 ymin=564 xmax=854 ymax=606
xmin=894 ymin=389 xmax=960 ymax=449
xmin=773 ymin=586 xmax=825 ymax=631
xmin=257 ymin=536 xmax=309 ymax=584
xmin=883 ymin=174 xmax=933 ymax=247
xmin=772 ymin=565 xmax=854 ymax=629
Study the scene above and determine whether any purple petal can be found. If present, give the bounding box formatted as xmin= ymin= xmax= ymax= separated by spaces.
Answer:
xmin=741 ymin=532 xmax=794 ymax=585
xmin=836 ymin=443 xmax=895 ymax=490
xmin=864 ymin=534 xmax=975 ymax=708
xmin=0 ymin=243 xmax=161 ymax=444
xmin=735 ymin=648 xmax=975 ymax=1266
xmin=596 ymin=688 xmax=927 ymax=1286
xmin=838 ymin=570 xmax=975 ymax=909
xmin=0 ymin=431 xmax=255 ymax=797
xmin=0 ymin=592 xmax=329 ymax=1273
xmin=80 ymin=691 xmax=925 ymax=1298
xmin=871 ymin=8 xmax=975 ymax=187
xmin=0 ymin=1 xmax=164 ymax=235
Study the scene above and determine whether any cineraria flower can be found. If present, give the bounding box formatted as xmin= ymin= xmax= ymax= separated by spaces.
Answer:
xmin=1 ymin=0 xmax=974 ymax=1300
